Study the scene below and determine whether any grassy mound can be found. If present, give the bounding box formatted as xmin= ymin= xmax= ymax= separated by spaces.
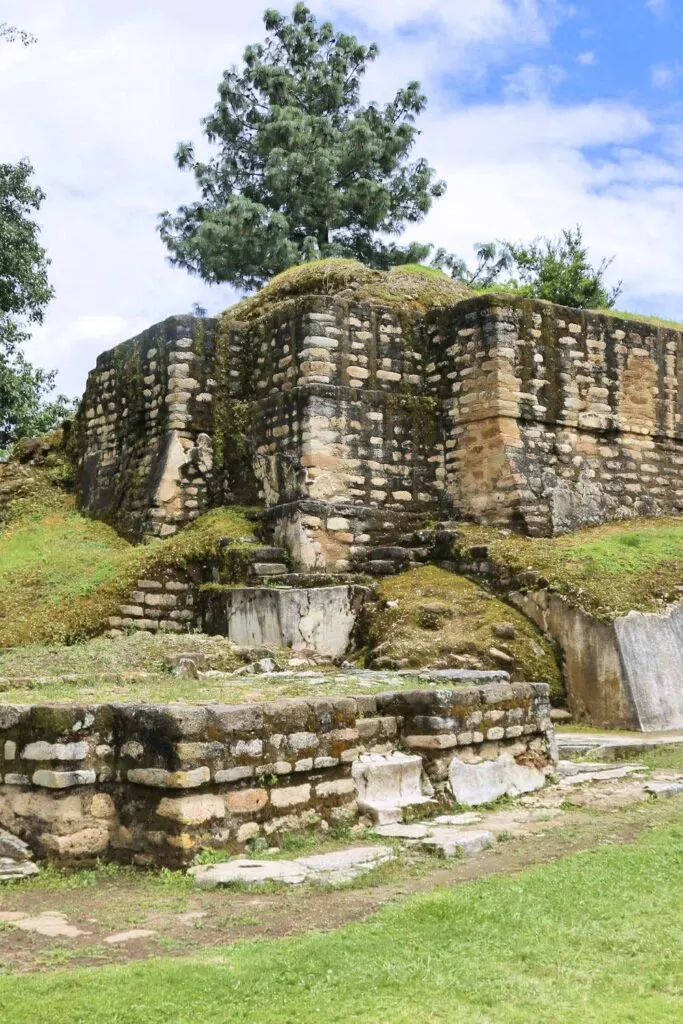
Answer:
xmin=365 ymin=565 xmax=562 ymax=697
xmin=224 ymin=258 xmax=474 ymax=323
xmin=0 ymin=454 xmax=258 ymax=648
xmin=455 ymin=518 xmax=683 ymax=620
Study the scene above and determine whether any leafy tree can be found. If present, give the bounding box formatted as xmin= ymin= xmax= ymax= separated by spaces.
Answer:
xmin=0 ymin=159 xmax=72 ymax=455
xmin=437 ymin=226 xmax=622 ymax=309
xmin=159 ymin=3 xmax=445 ymax=289
xmin=0 ymin=13 xmax=73 ymax=456
xmin=0 ymin=355 xmax=74 ymax=454
xmin=0 ymin=22 xmax=37 ymax=45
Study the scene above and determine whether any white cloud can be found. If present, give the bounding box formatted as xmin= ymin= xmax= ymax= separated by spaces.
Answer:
xmin=411 ymin=99 xmax=683 ymax=306
xmin=577 ymin=50 xmax=596 ymax=66
xmin=503 ymin=64 xmax=566 ymax=101
xmin=312 ymin=0 xmax=556 ymax=41
xmin=651 ymin=64 xmax=683 ymax=88
xmin=646 ymin=0 xmax=668 ymax=14
xmin=1 ymin=0 xmax=682 ymax=398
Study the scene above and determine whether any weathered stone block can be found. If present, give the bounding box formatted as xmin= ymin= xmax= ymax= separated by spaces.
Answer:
xmin=226 ymin=789 xmax=268 ymax=814
xmin=127 ymin=767 xmax=210 ymax=789
xmin=32 ymin=770 xmax=96 ymax=789
xmin=157 ymin=794 xmax=225 ymax=825
xmin=270 ymin=784 xmax=311 ymax=810
xmin=22 ymin=741 xmax=88 ymax=762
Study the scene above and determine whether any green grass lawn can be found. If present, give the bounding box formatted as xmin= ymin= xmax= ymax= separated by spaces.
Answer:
xmin=1 ymin=816 xmax=681 ymax=1023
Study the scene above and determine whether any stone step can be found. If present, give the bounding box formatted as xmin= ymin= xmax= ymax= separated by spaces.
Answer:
xmin=364 ymin=560 xmax=400 ymax=576
xmin=365 ymin=546 xmax=413 ymax=563
xmin=249 ymin=563 xmax=289 ymax=578
xmin=266 ymin=572 xmax=370 ymax=588
xmin=242 ymin=547 xmax=288 ymax=563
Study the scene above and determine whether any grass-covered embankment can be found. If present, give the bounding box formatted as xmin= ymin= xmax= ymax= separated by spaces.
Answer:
xmin=0 ymin=452 xmax=258 ymax=648
xmin=456 ymin=518 xmax=683 ymax=621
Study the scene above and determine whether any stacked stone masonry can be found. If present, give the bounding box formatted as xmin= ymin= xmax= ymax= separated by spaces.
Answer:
xmin=0 ymin=683 xmax=553 ymax=866
xmin=76 ymin=295 xmax=683 ymax=545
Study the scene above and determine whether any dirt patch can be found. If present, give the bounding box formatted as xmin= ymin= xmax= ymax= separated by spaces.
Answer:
xmin=1 ymin=785 xmax=680 ymax=975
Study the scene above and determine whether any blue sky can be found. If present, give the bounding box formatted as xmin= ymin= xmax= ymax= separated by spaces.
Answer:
xmin=1 ymin=0 xmax=683 ymax=395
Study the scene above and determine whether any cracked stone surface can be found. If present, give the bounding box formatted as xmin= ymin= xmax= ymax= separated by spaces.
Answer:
xmin=189 ymin=846 xmax=393 ymax=888
xmin=104 ymin=929 xmax=158 ymax=945
xmin=0 ymin=858 xmax=39 ymax=882
xmin=4 ymin=912 xmax=90 ymax=938
xmin=645 ymin=780 xmax=683 ymax=798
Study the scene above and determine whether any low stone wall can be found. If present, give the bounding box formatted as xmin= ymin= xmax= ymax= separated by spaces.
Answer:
xmin=0 ymin=681 xmax=553 ymax=867
xmin=107 ymin=569 xmax=199 ymax=635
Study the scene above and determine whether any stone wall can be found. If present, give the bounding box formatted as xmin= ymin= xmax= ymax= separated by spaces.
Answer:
xmin=0 ymin=681 xmax=553 ymax=866
xmin=432 ymin=298 xmax=683 ymax=534
xmin=77 ymin=316 xmax=219 ymax=541
xmin=76 ymin=295 xmax=683 ymax=544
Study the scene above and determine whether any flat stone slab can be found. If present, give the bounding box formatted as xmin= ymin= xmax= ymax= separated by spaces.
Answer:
xmin=557 ymin=731 xmax=683 ymax=760
xmin=0 ymin=858 xmax=39 ymax=882
xmin=104 ymin=929 xmax=158 ymax=945
xmin=449 ymin=753 xmax=546 ymax=806
xmin=301 ymin=847 xmax=394 ymax=883
xmin=645 ymin=781 xmax=683 ymax=799
xmin=9 ymin=913 xmax=89 ymax=938
xmin=558 ymin=760 xmax=643 ymax=778
xmin=407 ymin=669 xmax=510 ymax=683
xmin=559 ymin=766 xmax=646 ymax=788
xmin=190 ymin=859 xmax=309 ymax=888
xmin=433 ymin=813 xmax=484 ymax=826
xmin=420 ymin=828 xmax=493 ymax=857
xmin=189 ymin=846 xmax=393 ymax=888
xmin=374 ymin=823 xmax=431 ymax=839
xmin=373 ymin=819 xmax=493 ymax=857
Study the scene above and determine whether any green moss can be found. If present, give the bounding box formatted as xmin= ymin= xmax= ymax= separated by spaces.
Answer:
xmin=384 ymin=393 xmax=439 ymax=450
xmin=222 ymin=259 xmax=473 ymax=325
xmin=365 ymin=565 xmax=562 ymax=697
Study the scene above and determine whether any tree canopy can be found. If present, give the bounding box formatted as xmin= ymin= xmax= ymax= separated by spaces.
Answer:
xmin=434 ymin=226 xmax=622 ymax=309
xmin=1 ymin=27 xmax=73 ymax=455
xmin=159 ymin=3 xmax=445 ymax=289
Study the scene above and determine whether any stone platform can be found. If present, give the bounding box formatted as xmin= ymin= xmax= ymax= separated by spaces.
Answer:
xmin=0 ymin=677 xmax=554 ymax=867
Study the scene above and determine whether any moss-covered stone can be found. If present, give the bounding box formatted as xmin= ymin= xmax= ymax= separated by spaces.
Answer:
xmin=364 ymin=565 xmax=563 ymax=699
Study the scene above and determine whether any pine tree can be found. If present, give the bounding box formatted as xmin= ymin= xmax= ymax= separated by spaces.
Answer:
xmin=159 ymin=4 xmax=445 ymax=289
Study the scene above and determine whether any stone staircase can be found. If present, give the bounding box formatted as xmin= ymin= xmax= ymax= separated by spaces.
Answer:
xmin=356 ymin=522 xmax=463 ymax=576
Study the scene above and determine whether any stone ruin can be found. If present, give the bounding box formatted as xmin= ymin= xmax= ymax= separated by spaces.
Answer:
xmin=4 ymin=275 xmax=683 ymax=871
xmin=73 ymin=286 xmax=683 ymax=727
xmin=76 ymin=292 xmax=683 ymax=550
